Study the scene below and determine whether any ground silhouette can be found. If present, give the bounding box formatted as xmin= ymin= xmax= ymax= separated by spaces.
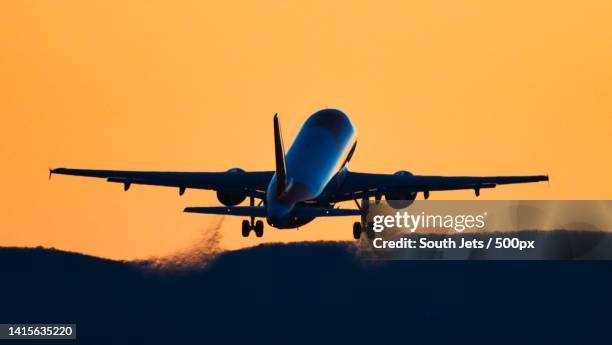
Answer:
xmin=1 ymin=241 xmax=611 ymax=344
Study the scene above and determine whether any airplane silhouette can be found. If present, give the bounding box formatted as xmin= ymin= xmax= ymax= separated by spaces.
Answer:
xmin=51 ymin=109 xmax=548 ymax=239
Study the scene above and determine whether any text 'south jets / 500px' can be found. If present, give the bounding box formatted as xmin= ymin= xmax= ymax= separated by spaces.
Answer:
xmin=51 ymin=109 xmax=548 ymax=239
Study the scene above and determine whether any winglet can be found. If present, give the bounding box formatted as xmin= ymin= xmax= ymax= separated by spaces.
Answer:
xmin=49 ymin=168 xmax=52 ymax=180
xmin=273 ymin=113 xmax=287 ymax=196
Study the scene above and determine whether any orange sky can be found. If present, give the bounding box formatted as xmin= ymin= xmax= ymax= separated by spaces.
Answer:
xmin=1 ymin=1 xmax=611 ymax=260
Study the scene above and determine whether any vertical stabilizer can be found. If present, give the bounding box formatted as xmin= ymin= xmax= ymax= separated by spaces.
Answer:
xmin=273 ymin=114 xmax=287 ymax=195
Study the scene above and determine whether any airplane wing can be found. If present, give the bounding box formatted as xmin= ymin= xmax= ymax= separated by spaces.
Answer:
xmin=50 ymin=168 xmax=273 ymax=199
xmin=332 ymin=171 xmax=549 ymax=202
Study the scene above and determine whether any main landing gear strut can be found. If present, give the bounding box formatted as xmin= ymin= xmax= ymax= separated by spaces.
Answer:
xmin=352 ymin=198 xmax=374 ymax=240
xmin=242 ymin=196 xmax=264 ymax=238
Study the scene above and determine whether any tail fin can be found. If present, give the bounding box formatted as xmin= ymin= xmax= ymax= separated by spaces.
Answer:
xmin=273 ymin=114 xmax=287 ymax=196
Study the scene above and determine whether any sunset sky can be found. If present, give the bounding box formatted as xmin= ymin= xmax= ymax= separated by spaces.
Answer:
xmin=1 ymin=1 xmax=610 ymax=260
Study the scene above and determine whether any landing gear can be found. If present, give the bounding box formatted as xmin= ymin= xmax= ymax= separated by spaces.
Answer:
xmin=254 ymin=220 xmax=264 ymax=237
xmin=241 ymin=219 xmax=264 ymax=237
xmin=241 ymin=220 xmax=251 ymax=238
xmin=353 ymin=197 xmax=375 ymax=240
xmin=352 ymin=221 xmax=375 ymax=240
xmin=353 ymin=222 xmax=361 ymax=239
xmin=242 ymin=197 xmax=264 ymax=237
xmin=365 ymin=222 xmax=375 ymax=240
xmin=241 ymin=196 xmax=265 ymax=238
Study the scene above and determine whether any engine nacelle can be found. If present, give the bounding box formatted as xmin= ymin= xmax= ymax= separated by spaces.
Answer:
xmin=216 ymin=168 xmax=247 ymax=206
xmin=385 ymin=170 xmax=418 ymax=209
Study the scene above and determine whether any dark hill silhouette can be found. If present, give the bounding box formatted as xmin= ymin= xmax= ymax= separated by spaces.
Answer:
xmin=1 ymin=242 xmax=611 ymax=344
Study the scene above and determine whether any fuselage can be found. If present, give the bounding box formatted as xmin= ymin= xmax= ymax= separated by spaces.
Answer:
xmin=266 ymin=109 xmax=357 ymax=228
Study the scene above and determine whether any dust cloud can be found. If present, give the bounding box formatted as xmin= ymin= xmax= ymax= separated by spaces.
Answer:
xmin=146 ymin=216 xmax=225 ymax=271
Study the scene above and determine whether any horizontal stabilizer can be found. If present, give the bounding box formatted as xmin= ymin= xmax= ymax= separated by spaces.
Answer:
xmin=184 ymin=206 xmax=267 ymax=217
xmin=293 ymin=207 xmax=362 ymax=218
xmin=184 ymin=206 xmax=363 ymax=218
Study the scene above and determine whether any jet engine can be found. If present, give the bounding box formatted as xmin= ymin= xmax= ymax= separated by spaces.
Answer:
xmin=385 ymin=170 xmax=417 ymax=209
xmin=216 ymin=168 xmax=247 ymax=206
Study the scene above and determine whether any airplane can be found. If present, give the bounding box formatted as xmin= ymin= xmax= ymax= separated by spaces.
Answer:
xmin=50 ymin=108 xmax=549 ymax=239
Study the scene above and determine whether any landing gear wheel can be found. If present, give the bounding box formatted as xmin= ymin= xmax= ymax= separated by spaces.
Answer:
xmin=353 ymin=222 xmax=362 ymax=240
xmin=254 ymin=220 xmax=264 ymax=238
xmin=365 ymin=222 xmax=375 ymax=240
xmin=241 ymin=220 xmax=250 ymax=237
